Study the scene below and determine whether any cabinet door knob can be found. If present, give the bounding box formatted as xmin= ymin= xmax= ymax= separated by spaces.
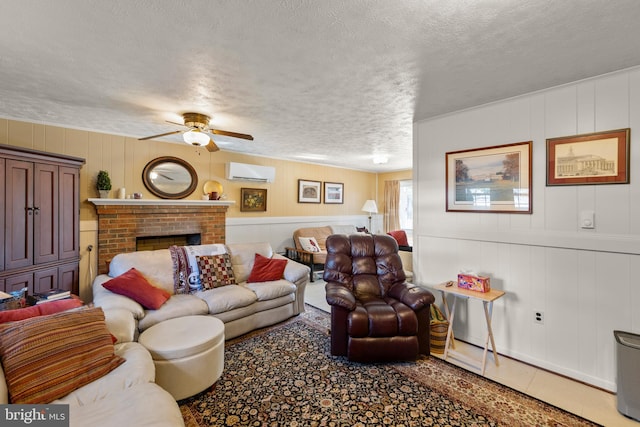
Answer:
xmin=33 ymin=206 xmax=40 ymax=215
xmin=25 ymin=207 xmax=33 ymax=215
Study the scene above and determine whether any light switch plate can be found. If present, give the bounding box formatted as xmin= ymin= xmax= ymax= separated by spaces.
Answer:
xmin=580 ymin=210 xmax=595 ymax=229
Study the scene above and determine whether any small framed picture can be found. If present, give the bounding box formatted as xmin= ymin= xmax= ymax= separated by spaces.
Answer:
xmin=324 ymin=182 xmax=344 ymax=204
xmin=546 ymin=128 xmax=630 ymax=186
xmin=298 ymin=179 xmax=321 ymax=203
xmin=240 ymin=188 xmax=267 ymax=212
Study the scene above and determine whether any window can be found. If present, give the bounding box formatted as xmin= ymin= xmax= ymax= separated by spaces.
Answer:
xmin=399 ymin=180 xmax=413 ymax=244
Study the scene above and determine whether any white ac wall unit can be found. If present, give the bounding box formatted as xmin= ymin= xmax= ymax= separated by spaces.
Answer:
xmin=226 ymin=162 xmax=275 ymax=183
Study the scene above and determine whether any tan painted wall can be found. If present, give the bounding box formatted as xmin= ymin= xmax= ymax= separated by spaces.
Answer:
xmin=0 ymin=118 xmax=381 ymax=299
xmin=0 ymin=118 xmax=378 ymax=219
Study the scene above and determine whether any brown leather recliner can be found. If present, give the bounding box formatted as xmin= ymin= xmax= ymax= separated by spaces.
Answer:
xmin=324 ymin=233 xmax=435 ymax=362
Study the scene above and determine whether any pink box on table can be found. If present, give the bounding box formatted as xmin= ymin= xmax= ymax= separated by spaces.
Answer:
xmin=457 ymin=274 xmax=491 ymax=293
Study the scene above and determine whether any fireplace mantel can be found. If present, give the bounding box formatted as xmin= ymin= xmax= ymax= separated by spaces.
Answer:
xmin=90 ymin=198 xmax=232 ymax=274
xmin=88 ymin=198 xmax=235 ymax=207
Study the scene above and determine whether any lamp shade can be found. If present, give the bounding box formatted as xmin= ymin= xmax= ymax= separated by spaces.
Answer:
xmin=361 ymin=200 xmax=378 ymax=214
xmin=183 ymin=129 xmax=210 ymax=146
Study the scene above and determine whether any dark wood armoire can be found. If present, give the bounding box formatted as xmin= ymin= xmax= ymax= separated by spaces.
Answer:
xmin=0 ymin=144 xmax=84 ymax=295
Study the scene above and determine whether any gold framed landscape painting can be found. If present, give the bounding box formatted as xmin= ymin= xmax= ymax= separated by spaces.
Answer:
xmin=546 ymin=128 xmax=630 ymax=186
xmin=446 ymin=141 xmax=532 ymax=213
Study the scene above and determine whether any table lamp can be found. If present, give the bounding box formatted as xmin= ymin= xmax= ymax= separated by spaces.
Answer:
xmin=361 ymin=199 xmax=378 ymax=232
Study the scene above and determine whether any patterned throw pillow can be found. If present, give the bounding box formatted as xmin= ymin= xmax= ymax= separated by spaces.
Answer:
xmin=298 ymin=236 xmax=321 ymax=252
xmin=0 ymin=307 xmax=124 ymax=404
xmin=197 ymin=254 xmax=237 ymax=289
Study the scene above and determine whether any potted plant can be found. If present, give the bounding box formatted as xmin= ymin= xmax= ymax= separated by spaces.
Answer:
xmin=96 ymin=170 xmax=112 ymax=198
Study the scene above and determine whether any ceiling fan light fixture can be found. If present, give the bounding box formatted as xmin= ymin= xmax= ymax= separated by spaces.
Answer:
xmin=183 ymin=129 xmax=210 ymax=146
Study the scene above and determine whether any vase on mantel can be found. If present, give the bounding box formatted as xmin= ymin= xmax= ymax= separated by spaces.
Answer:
xmin=99 ymin=190 xmax=110 ymax=198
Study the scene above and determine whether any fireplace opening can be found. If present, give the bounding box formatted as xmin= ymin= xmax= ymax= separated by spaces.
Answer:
xmin=136 ymin=233 xmax=202 ymax=251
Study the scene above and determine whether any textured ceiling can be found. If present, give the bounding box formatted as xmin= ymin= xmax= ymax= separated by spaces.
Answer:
xmin=1 ymin=1 xmax=640 ymax=172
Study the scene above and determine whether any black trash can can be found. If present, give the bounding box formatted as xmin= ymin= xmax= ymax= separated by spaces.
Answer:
xmin=614 ymin=330 xmax=640 ymax=421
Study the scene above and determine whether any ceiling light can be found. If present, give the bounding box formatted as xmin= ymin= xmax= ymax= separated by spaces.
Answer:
xmin=373 ymin=156 xmax=388 ymax=164
xmin=183 ymin=129 xmax=210 ymax=146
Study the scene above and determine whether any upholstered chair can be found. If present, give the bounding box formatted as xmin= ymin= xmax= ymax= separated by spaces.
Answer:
xmin=324 ymin=234 xmax=435 ymax=362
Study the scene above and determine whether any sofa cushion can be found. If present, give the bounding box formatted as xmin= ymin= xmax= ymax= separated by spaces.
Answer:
xmin=298 ymin=236 xmax=321 ymax=252
xmin=0 ymin=307 xmax=124 ymax=404
xmin=53 ymin=342 xmax=155 ymax=406
xmin=226 ymin=242 xmax=274 ymax=283
xmin=196 ymin=285 xmax=258 ymax=315
xmin=137 ymin=294 xmax=209 ymax=331
xmin=245 ymin=280 xmax=297 ymax=302
xmin=0 ymin=298 xmax=83 ymax=324
xmin=58 ymin=381 xmax=185 ymax=427
xmin=247 ymin=253 xmax=288 ymax=283
xmin=109 ymin=249 xmax=174 ymax=295
xmin=103 ymin=268 xmax=171 ymax=310
xmin=197 ymin=253 xmax=236 ymax=289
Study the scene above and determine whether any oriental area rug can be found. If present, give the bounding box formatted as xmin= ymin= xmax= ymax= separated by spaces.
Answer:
xmin=179 ymin=306 xmax=599 ymax=426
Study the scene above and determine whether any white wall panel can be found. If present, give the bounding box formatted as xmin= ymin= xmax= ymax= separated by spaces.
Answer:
xmin=415 ymin=66 xmax=640 ymax=391
xmin=576 ymin=82 xmax=595 ymax=134
xmin=595 ymin=73 xmax=630 ymax=131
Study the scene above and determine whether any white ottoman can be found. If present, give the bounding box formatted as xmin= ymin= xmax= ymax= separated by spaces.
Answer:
xmin=139 ymin=315 xmax=225 ymax=400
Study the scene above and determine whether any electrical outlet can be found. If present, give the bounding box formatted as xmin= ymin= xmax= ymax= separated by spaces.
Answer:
xmin=534 ymin=311 xmax=544 ymax=324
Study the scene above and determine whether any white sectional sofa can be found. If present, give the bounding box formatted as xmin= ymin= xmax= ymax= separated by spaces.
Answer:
xmin=0 ymin=308 xmax=185 ymax=427
xmin=92 ymin=242 xmax=310 ymax=340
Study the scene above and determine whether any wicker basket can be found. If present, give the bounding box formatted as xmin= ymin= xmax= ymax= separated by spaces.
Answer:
xmin=430 ymin=304 xmax=449 ymax=354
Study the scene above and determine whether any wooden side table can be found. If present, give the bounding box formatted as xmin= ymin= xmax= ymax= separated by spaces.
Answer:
xmin=432 ymin=283 xmax=505 ymax=375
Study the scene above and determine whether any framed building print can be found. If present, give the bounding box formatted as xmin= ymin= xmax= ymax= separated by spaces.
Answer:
xmin=298 ymin=179 xmax=321 ymax=203
xmin=323 ymin=182 xmax=344 ymax=204
xmin=446 ymin=141 xmax=532 ymax=213
xmin=546 ymin=128 xmax=630 ymax=186
xmin=240 ymin=188 xmax=267 ymax=212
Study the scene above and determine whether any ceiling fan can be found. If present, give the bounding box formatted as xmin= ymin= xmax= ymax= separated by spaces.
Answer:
xmin=138 ymin=112 xmax=253 ymax=152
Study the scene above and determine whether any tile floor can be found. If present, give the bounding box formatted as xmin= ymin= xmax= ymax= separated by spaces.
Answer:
xmin=304 ymin=279 xmax=639 ymax=427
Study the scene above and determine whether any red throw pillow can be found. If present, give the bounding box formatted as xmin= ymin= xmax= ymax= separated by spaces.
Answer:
xmin=0 ymin=305 xmax=40 ymax=324
xmin=103 ymin=268 xmax=171 ymax=309
xmin=247 ymin=253 xmax=287 ymax=283
xmin=0 ymin=298 xmax=83 ymax=324
xmin=387 ymin=230 xmax=409 ymax=246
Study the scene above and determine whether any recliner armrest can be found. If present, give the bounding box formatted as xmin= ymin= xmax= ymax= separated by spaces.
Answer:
xmin=388 ymin=282 xmax=435 ymax=311
xmin=325 ymin=282 xmax=356 ymax=311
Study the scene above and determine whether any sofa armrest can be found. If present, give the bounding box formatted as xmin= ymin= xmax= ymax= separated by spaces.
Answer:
xmin=103 ymin=308 xmax=137 ymax=343
xmin=274 ymin=254 xmax=310 ymax=284
xmin=273 ymin=253 xmax=310 ymax=315
xmin=387 ymin=282 xmax=435 ymax=311
xmin=92 ymin=274 xmax=146 ymax=320
xmin=325 ymin=282 xmax=356 ymax=311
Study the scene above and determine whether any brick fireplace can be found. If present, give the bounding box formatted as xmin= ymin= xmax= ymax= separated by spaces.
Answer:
xmin=90 ymin=200 xmax=231 ymax=275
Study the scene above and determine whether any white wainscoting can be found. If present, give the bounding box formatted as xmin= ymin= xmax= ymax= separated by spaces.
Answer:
xmin=414 ymin=65 xmax=640 ymax=392
xmin=226 ymin=214 xmax=378 ymax=253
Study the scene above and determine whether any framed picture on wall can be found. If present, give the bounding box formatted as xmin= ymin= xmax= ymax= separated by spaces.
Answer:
xmin=298 ymin=179 xmax=321 ymax=203
xmin=323 ymin=182 xmax=344 ymax=204
xmin=240 ymin=188 xmax=267 ymax=212
xmin=546 ymin=128 xmax=630 ymax=186
xmin=445 ymin=141 xmax=532 ymax=213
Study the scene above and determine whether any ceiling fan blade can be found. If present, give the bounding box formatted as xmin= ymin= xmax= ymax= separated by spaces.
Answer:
xmin=206 ymin=139 xmax=220 ymax=153
xmin=138 ymin=130 xmax=183 ymax=140
xmin=166 ymin=120 xmax=187 ymax=127
xmin=210 ymin=129 xmax=254 ymax=140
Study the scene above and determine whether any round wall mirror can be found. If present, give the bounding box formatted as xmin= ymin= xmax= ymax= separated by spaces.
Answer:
xmin=142 ymin=156 xmax=198 ymax=199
